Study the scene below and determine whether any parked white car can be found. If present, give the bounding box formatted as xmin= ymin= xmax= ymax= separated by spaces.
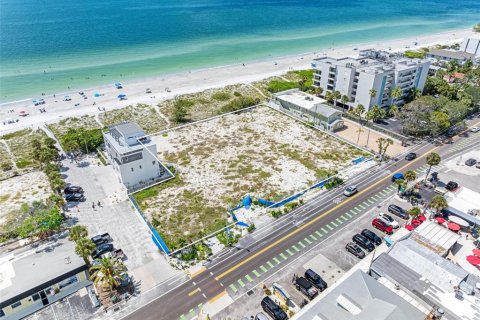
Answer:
xmin=470 ymin=127 xmax=480 ymax=133
xmin=378 ymin=212 xmax=399 ymax=229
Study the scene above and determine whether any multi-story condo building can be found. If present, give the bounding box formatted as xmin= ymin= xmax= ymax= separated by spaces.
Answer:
xmin=103 ymin=122 xmax=171 ymax=191
xmin=311 ymin=50 xmax=431 ymax=110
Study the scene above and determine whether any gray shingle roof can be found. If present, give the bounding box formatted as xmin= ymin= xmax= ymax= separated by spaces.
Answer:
xmin=428 ymin=49 xmax=475 ymax=60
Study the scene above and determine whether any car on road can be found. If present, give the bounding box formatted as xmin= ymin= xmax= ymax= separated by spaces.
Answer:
xmin=254 ymin=313 xmax=269 ymax=320
xmin=352 ymin=234 xmax=375 ymax=252
xmin=295 ymin=276 xmax=318 ymax=300
xmin=378 ymin=212 xmax=399 ymax=229
xmin=445 ymin=128 xmax=456 ymax=138
xmin=261 ymin=296 xmax=288 ymax=320
xmin=388 ymin=204 xmax=408 ymax=219
xmin=470 ymin=127 xmax=480 ymax=133
xmin=91 ymin=243 xmax=114 ymax=259
xmin=64 ymin=193 xmax=85 ymax=202
xmin=343 ymin=185 xmax=358 ymax=197
xmin=346 ymin=242 xmax=365 ymax=259
xmin=372 ymin=218 xmax=393 ymax=234
xmin=445 ymin=181 xmax=459 ymax=191
xmin=405 ymin=153 xmax=417 ymax=161
xmin=91 ymin=233 xmax=113 ymax=246
xmin=361 ymin=229 xmax=382 ymax=246
xmin=477 ymin=163 xmax=480 ymax=169
xmin=465 ymin=159 xmax=477 ymax=166
xmin=64 ymin=186 xmax=84 ymax=194
xmin=305 ymin=269 xmax=327 ymax=292
xmin=391 ymin=173 xmax=404 ymax=182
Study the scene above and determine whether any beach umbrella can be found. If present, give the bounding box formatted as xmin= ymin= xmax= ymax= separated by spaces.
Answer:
xmin=94 ymin=92 xmax=101 ymax=97
xmin=405 ymin=224 xmax=414 ymax=231
xmin=418 ymin=215 xmax=426 ymax=222
xmin=411 ymin=219 xmax=421 ymax=228
xmin=435 ymin=217 xmax=446 ymax=224
xmin=447 ymin=222 xmax=460 ymax=232
xmin=466 ymin=255 xmax=480 ymax=265
xmin=472 ymin=248 xmax=480 ymax=256
xmin=117 ymin=94 xmax=126 ymax=98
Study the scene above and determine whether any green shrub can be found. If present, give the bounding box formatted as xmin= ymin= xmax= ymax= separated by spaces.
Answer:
xmin=266 ymin=80 xmax=298 ymax=93
xmin=233 ymin=91 xmax=242 ymax=97
xmin=219 ymin=96 xmax=258 ymax=114
xmin=271 ymin=210 xmax=283 ymax=218
xmin=212 ymin=91 xmax=231 ymax=101
xmin=247 ymin=224 xmax=256 ymax=233
xmin=16 ymin=159 xmax=31 ymax=169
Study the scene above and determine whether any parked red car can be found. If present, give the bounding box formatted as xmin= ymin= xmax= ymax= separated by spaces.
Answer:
xmin=372 ymin=218 xmax=393 ymax=234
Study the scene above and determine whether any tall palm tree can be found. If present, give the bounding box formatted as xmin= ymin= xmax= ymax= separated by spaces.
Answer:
xmin=429 ymin=195 xmax=448 ymax=215
xmin=365 ymin=110 xmax=374 ymax=147
xmin=369 ymin=88 xmax=377 ymax=107
xmin=341 ymin=95 xmax=349 ymax=110
xmin=69 ymin=225 xmax=88 ymax=242
xmin=425 ymin=152 xmax=441 ymax=182
xmin=404 ymin=170 xmax=417 ymax=190
xmin=408 ymin=207 xmax=422 ymax=220
xmin=333 ymin=91 xmax=342 ymax=107
xmin=315 ymin=86 xmax=323 ymax=97
xmin=389 ymin=105 xmax=399 ymax=119
xmin=390 ymin=86 xmax=402 ymax=106
xmin=325 ymin=91 xmax=334 ymax=103
xmin=394 ymin=178 xmax=405 ymax=193
xmin=90 ymin=257 xmax=127 ymax=292
xmin=75 ymin=237 xmax=96 ymax=266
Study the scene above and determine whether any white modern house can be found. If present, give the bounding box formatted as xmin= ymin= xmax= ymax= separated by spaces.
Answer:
xmin=426 ymin=49 xmax=476 ymax=66
xmin=103 ymin=122 xmax=171 ymax=191
xmin=460 ymin=37 xmax=480 ymax=57
xmin=311 ymin=50 xmax=430 ymax=111
xmin=271 ymin=89 xmax=344 ymax=131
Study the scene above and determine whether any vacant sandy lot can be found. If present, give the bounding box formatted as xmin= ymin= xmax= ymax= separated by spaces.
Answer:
xmin=134 ymin=106 xmax=368 ymax=249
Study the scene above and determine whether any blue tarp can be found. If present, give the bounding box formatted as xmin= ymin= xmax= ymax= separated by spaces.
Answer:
xmin=236 ymin=221 xmax=250 ymax=228
xmin=242 ymin=195 xmax=252 ymax=209
xmin=231 ymin=212 xmax=238 ymax=221
xmin=258 ymin=198 xmax=275 ymax=206
xmin=151 ymin=228 xmax=170 ymax=254
xmin=269 ymin=191 xmax=306 ymax=208
xmin=352 ymin=157 xmax=365 ymax=164
xmin=309 ymin=177 xmax=331 ymax=190
xmin=117 ymin=94 xmax=126 ymax=98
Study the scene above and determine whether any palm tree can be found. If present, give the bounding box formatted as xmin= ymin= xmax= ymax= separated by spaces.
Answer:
xmin=404 ymin=170 xmax=417 ymax=191
xmin=333 ymin=91 xmax=342 ymax=107
xmin=407 ymin=88 xmax=422 ymax=102
xmin=429 ymin=195 xmax=448 ymax=215
xmin=408 ymin=207 xmax=422 ymax=219
xmin=90 ymin=257 xmax=127 ymax=292
xmin=75 ymin=237 xmax=96 ymax=266
xmin=390 ymin=87 xmax=402 ymax=106
xmin=315 ymin=86 xmax=324 ymax=97
xmin=425 ymin=152 xmax=441 ymax=182
xmin=69 ymin=225 xmax=88 ymax=242
xmin=388 ymin=105 xmax=399 ymax=118
xmin=369 ymin=88 xmax=377 ymax=107
xmin=350 ymin=104 xmax=365 ymax=124
xmin=394 ymin=178 xmax=405 ymax=193
xmin=341 ymin=95 xmax=349 ymax=110
xmin=50 ymin=177 xmax=66 ymax=195
xmin=365 ymin=110 xmax=374 ymax=147
xmin=325 ymin=91 xmax=334 ymax=103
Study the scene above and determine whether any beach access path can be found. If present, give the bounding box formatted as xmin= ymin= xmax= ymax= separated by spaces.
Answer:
xmin=0 ymin=28 xmax=475 ymax=135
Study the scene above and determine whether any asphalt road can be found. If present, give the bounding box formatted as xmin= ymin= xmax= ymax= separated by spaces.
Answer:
xmin=123 ymin=120 xmax=480 ymax=320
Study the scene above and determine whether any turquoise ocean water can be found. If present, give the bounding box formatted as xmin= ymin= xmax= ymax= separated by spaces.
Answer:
xmin=0 ymin=0 xmax=479 ymax=103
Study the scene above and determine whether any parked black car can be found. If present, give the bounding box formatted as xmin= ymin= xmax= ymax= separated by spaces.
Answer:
xmin=91 ymin=243 xmax=114 ymax=259
xmin=64 ymin=186 xmax=84 ymax=194
xmin=346 ymin=242 xmax=365 ymax=259
xmin=65 ymin=193 xmax=85 ymax=202
xmin=305 ymin=269 xmax=327 ymax=291
xmin=388 ymin=204 xmax=408 ymax=219
xmin=91 ymin=233 xmax=113 ymax=246
xmin=352 ymin=234 xmax=374 ymax=252
xmin=261 ymin=297 xmax=288 ymax=320
xmin=361 ymin=229 xmax=382 ymax=246
xmin=465 ymin=159 xmax=477 ymax=166
xmin=445 ymin=181 xmax=459 ymax=191
xmin=295 ymin=276 xmax=318 ymax=300
xmin=405 ymin=153 xmax=417 ymax=161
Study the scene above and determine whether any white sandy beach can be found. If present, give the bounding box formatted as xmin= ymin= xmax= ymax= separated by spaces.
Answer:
xmin=0 ymin=28 xmax=475 ymax=134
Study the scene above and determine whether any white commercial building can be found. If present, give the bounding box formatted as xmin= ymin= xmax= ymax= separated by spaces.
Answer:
xmin=311 ymin=50 xmax=430 ymax=111
xmin=460 ymin=37 xmax=480 ymax=57
xmin=271 ymin=89 xmax=344 ymax=131
xmin=103 ymin=122 xmax=171 ymax=191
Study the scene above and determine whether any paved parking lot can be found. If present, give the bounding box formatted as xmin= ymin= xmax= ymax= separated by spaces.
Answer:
xmin=212 ymin=184 xmax=412 ymax=319
xmin=62 ymin=156 xmax=179 ymax=293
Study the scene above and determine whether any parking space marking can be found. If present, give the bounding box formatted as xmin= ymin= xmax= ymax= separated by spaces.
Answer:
xmin=286 ymin=249 xmax=294 ymax=256
xmin=359 ymin=204 xmax=366 ymax=209
xmin=315 ymin=230 xmax=323 ymax=237
xmin=345 ymin=212 xmax=352 ymax=218
xmin=341 ymin=215 xmax=348 ymax=221
xmin=260 ymin=265 xmax=268 ymax=272
xmin=368 ymin=199 xmax=375 ymax=204
xmin=354 ymin=207 xmax=361 ymax=212
xmin=229 ymin=284 xmax=237 ymax=293
xmin=310 ymin=234 xmax=317 ymax=241
xmin=245 ymin=274 xmax=253 ymax=282
xmin=299 ymin=241 xmax=306 ymax=248
xmin=190 ymin=309 xmax=195 ymax=317
xmin=267 ymin=261 xmax=275 ymax=268
xmin=335 ymin=218 xmax=343 ymax=224
xmin=280 ymin=252 xmax=288 ymax=260
xmin=330 ymin=221 xmax=338 ymax=227
xmin=238 ymin=279 xmax=245 ymax=287
xmin=321 ymin=227 xmax=328 ymax=233
xmin=253 ymin=269 xmax=261 ymax=277
xmin=292 ymin=245 xmax=300 ymax=252
xmin=361 ymin=201 xmax=369 ymax=207
xmin=304 ymin=237 xmax=312 ymax=244
xmin=179 ymin=315 xmax=186 ymax=320
xmin=327 ymin=224 xmax=333 ymax=230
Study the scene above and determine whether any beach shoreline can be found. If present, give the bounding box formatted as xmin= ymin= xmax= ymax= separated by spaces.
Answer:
xmin=0 ymin=27 xmax=475 ymax=134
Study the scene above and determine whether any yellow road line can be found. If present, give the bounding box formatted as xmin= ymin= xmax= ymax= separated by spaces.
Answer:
xmin=215 ymin=147 xmax=438 ymax=280
xmin=188 ymin=288 xmax=201 ymax=297
xmin=208 ymin=290 xmax=227 ymax=304
xmin=189 ymin=266 xmax=206 ymax=279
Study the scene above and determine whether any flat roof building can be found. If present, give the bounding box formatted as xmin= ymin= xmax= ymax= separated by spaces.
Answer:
xmin=0 ymin=239 xmax=91 ymax=320
xmin=460 ymin=37 xmax=480 ymax=57
xmin=311 ymin=49 xmax=430 ymax=111
xmin=103 ymin=122 xmax=172 ymax=192
xmin=426 ymin=49 xmax=476 ymax=65
xmin=271 ymin=89 xmax=344 ymax=131
xmin=293 ymin=269 xmax=425 ymax=320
